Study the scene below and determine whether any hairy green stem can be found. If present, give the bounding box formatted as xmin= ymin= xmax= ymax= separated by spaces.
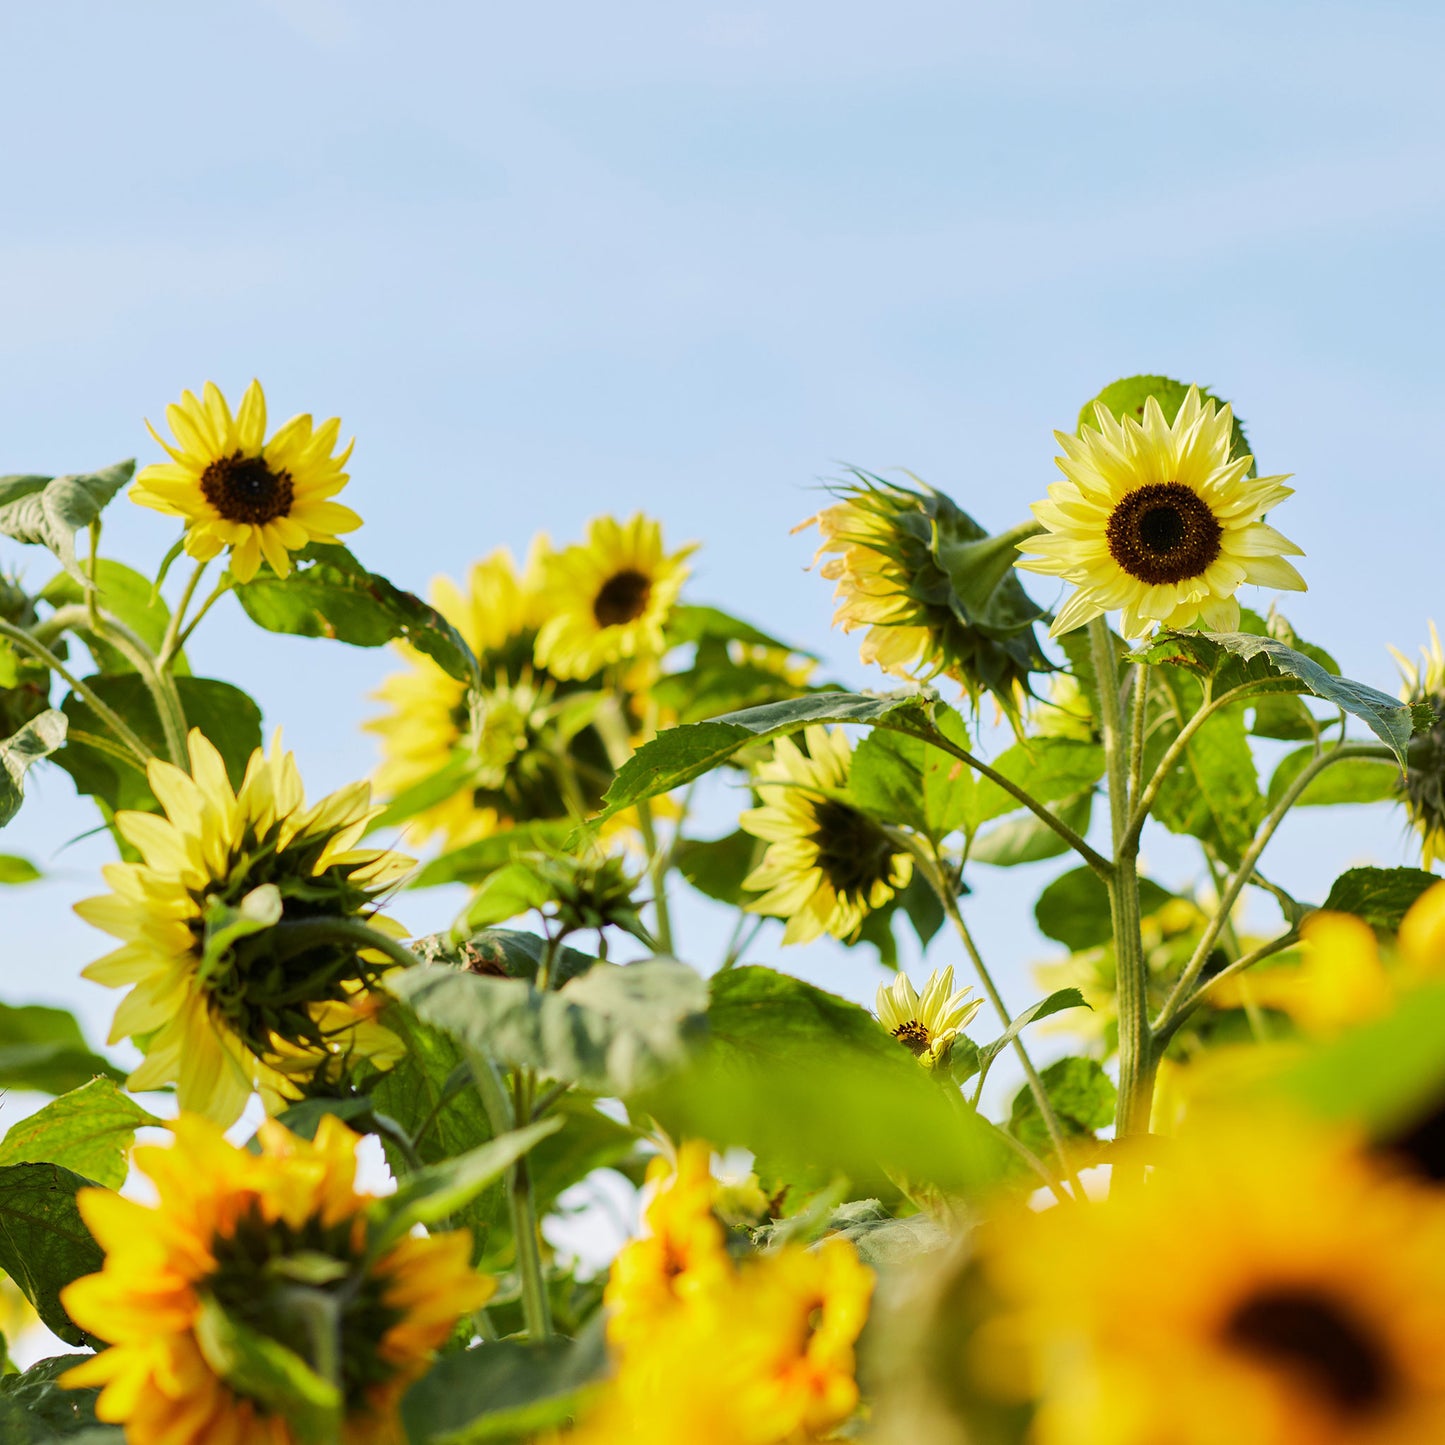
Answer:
xmin=157 ymin=558 xmax=209 ymax=670
xmin=1160 ymin=929 xmax=1301 ymax=1038
xmin=168 ymin=574 xmax=234 ymax=662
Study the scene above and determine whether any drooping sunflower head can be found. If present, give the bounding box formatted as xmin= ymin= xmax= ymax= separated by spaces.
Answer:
xmin=984 ymin=1114 xmax=1445 ymax=1445
xmin=1390 ymin=621 xmax=1445 ymax=869
xmin=803 ymin=474 xmax=1050 ymax=724
xmin=875 ymin=965 xmax=982 ymax=1069
xmin=75 ymin=729 xmax=412 ymax=1126
xmin=1016 ymin=382 xmax=1307 ymax=640
xmin=739 ymin=725 xmax=913 ymax=946
xmin=533 ymin=514 xmax=696 ymax=682
xmin=131 ymin=380 xmax=360 ymax=584
xmin=61 ymin=1114 xmax=491 ymax=1445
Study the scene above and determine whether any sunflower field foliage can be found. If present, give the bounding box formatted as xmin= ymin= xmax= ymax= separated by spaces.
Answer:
xmin=2 ymin=375 xmax=1445 ymax=1444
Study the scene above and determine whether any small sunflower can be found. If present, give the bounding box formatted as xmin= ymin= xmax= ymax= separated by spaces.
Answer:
xmin=75 ymin=729 xmax=412 ymax=1126
xmin=131 ymin=380 xmax=360 ymax=584
xmin=533 ymin=514 xmax=696 ymax=681
xmin=1390 ymin=622 xmax=1445 ymax=868
xmin=61 ymin=1114 xmax=492 ymax=1445
xmin=985 ymin=1115 xmax=1445 ymax=1445
xmin=875 ymin=965 xmax=982 ymax=1069
xmin=739 ymin=725 xmax=913 ymax=946
xmin=1016 ymin=385 xmax=1306 ymax=639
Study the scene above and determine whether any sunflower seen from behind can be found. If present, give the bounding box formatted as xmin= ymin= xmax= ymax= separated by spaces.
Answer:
xmin=1390 ymin=621 xmax=1445 ymax=869
xmin=61 ymin=1114 xmax=492 ymax=1445
xmin=75 ymin=729 xmax=411 ymax=1127
xmin=1016 ymin=384 xmax=1306 ymax=639
xmin=739 ymin=724 xmax=912 ymax=945
xmin=131 ymin=380 xmax=360 ymax=583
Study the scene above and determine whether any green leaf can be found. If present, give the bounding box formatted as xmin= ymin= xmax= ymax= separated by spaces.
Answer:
xmin=957 ymin=737 xmax=1104 ymax=834
xmin=412 ymin=929 xmax=598 ymax=988
xmin=0 ymin=854 xmax=41 ymax=883
xmin=596 ymin=690 xmax=932 ymax=822
xmin=851 ymin=729 xmax=931 ymax=835
xmin=977 ymin=989 xmax=1090 ymax=1073
xmin=970 ymin=791 xmax=1093 ymax=867
xmin=0 ymin=1003 xmax=123 ymax=1095
xmin=408 ymin=822 xmax=572 ymax=889
xmin=814 ymin=1199 xmax=951 ymax=1268
xmin=0 ymin=1163 xmax=105 ymax=1346
xmin=454 ymin=863 xmax=554 ymax=932
xmin=674 ymin=830 xmax=760 ymax=907
xmin=1318 ymin=867 xmax=1441 ymax=930
xmin=1267 ymin=747 xmax=1401 ymax=808
xmin=385 ymin=958 xmax=708 ymax=1097
xmin=1034 ymin=866 xmax=1175 ymax=951
xmin=400 ymin=1327 xmax=609 ymax=1444
xmin=0 ymin=1080 xmax=160 ymax=1190
xmin=1009 ymin=1055 xmax=1117 ymax=1158
xmin=1081 ymin=376 xmax=1252 ymax=466
xmin=665 ymin=604 xmax=813 ymax=657
xmin=1 ymin=711 xmax=67 ymax=829
xmin=39 ymin=559 xmax=190 ymax=676
xmin=234 ymin=543 xmax=477 ymax=683
xmin=0 ymin=1354 xmax=103 ymax=1442
xmin=0 ymin=462 xmax=134 ymax=584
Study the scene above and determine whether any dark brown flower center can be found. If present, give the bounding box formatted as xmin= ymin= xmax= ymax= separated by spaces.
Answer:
xmin=593 ymin=569 xmax=653 ymax=628
xmin=200 ymin=451 xmax=295 ymax=526
xmin=1223 ymin=1287 xmax=1394 ymax=1416
xmin=892 ymin=1020 xmax=932 ymax=1056
xmin=810 ymin=799 xmax=899 ymax=904
xmin=1105 ymin=482 xmax=1222 ymax=586
xmin=1377 ymin=1095 xmax=1445 ymax=1182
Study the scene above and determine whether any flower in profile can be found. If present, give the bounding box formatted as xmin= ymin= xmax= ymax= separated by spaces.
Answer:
xmin=75 ymin=729 xmax=411 ymax=1126
xmin=984 ymin=1114 xmax=1445 ymax=1445
xmin=1390 ymin=621 xmax=1445 ymax=868
xmin=802 ymin=474 xmax=1049 ymax=724
xmin=534 ymin=514 xmax=696 ymax=681
xmin=739 ymin=725 xmax=913 ymax=945
xmin=876 ymin=965 xmax=982 ymax=1069
xmin=61 ymin=1114 xmax=491 ymax=1445
xmin=367 ymin=544 xmax=616 ymax=850
xmin=1016 ymin=384 xmax=1306 ymax=639
xmin=131 ymin=380 xmax=360 ymax=583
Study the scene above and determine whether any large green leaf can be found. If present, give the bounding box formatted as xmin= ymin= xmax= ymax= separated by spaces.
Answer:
xmin=0 ymin=1163 xmax=104 ymax=1346
xmin=1266 ymin=747 xmax=1401 ymax=808
xmin=0 ymin=1003 xmax=123 ymax=1096
xmin=409 ymin=929 xmax=599 ymax=989
xmin=1 ymin=710 xmax=66 ymax=828
xmin=597 ymin=690 xmax=931 ymax=821
xmin=851 ymin=729 xmax=931 ymax=835
xmin=0 ymin=1080 xmax=160 ymax=1190
xmin=1034 ymin=866 xmax=1175 ymax=952
xmin=0 ymin=1354 xmax=103 ymax=1442
xmin=234 ymin=543 xmax=476 ymax=683
xmin=1009 ymin=1055 xmax=1117 ymax=1159
xmin=0 ymin=462 xmax=134 ymax=584
xmin=1318 ymin=867 xmax=1440 ymax=930
xmin=970 ymin=791 xmax=1093 ymax=867
xmin=38 ymin=560 xmax=190 ymax=677
xmin=956 ymin=737 xmax=1104 ymax=835
xmin=673 ymin=830 xmax=760 ymax=907
xmin=386 ymin=958 xmax=708 ymax=1096
xmin=812 ymin=1199 xmax=951 ymax=1268
xmin=975 ymin=989 xmax=1089 ymax=1075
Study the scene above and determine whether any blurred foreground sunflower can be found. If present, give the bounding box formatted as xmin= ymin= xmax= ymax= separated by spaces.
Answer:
xmin=62 ymin=1114 xmax=490 ymax=1445
xmin=75 ymin=729 xmax=411 ymax=1126
xmin=1016 ymin=385 xmax=1305 ymax=639
xmin=132 ymin=380 xmax=360 ymax=583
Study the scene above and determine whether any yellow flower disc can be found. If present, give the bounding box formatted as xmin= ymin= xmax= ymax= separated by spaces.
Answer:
xmin=1016 ymin=386 xmax=1306 ymax=639
xmin=875 ymin=965 xmax=982 ymax=1069
xmin=132 ymin=380 xmax=360 ymax=583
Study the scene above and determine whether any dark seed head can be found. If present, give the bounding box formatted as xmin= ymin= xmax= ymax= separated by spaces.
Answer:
xmin=810 ymin=798 xmax=900 ymax=903
xmin=1106 ymin=482 xmax=1223 ymax=586
xmin=593 ymin=569 xmax=653 ymax=628
xmin=200 ymin=451 xmax=295 ymax=526
xmin=892 ymin=1020 xmax=932 ymax=1056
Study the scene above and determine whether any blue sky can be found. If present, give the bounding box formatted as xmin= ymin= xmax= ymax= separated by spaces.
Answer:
xmin=3 ymin=1 xmax=1445 ymax=1075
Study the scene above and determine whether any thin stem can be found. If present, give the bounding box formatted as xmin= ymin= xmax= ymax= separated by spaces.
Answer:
xmin=157 ymin=558 xmax=209 ymax=670
xmin=720 ymin=915 xmax=766 ymax=971
xmin=888 ymin=720 xmax=1113 ymax=880
xmin=1153 ymin=741 xmax=1395 ymax=1029
xmin=0 ymin=618 xmax=155 ymax=766
xmin=1164 ymin=929 xmax=1301 ymax=1032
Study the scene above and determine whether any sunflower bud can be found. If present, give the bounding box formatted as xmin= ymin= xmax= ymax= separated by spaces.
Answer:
xmin=1391 ymin=622 xmax=1445 ymax=868
xmin=803 ymin=473 xmax=1050 ymax=727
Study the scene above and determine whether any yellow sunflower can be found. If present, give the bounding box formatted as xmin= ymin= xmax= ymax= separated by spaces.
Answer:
xmin=1016 ymin=386 xmax=1306 ymax=639
xmin=131 ymin=379 xmax=360 ymax=583
xmin=533 ymin=514 xmax=696 ymax=681
xmin=1390 ymin=621 xmax=1445 ymax=868
xmin=61 ymin=1114 xmax=492 ymax=1445
xmin=75 ymin=729 xmax=411 ymax=1126
xmin=984 ymin=1114 xmax=1445 ymax=1445
xmin=876 ymin=965 xmax=983 ymax=1069
xmin=739 ymin=725 xmax=913 ymax=945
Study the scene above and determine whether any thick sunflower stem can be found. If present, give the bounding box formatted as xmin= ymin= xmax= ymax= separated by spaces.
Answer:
xmin=1090 ymin=619 xmax=1152 ymax=1179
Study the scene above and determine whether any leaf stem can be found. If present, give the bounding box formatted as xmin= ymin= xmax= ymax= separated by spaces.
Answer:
xmin=168 ymin=572 xmax=234 ymax=664
xmin=1161 ymin=929 xmax=1301 ymax=1037
xmin=157 ymin=557 xmax=210 ymax=670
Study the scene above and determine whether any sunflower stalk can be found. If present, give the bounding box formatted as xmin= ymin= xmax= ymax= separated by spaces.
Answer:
xmin=156 ymin=557 xmax=210 ymax=670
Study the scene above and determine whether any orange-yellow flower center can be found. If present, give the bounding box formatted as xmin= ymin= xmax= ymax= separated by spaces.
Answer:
xmin=1105 ymin=482 xmax=1222 ymax=586
xmin=201 ymin=451 xmax=295 ymax=525
xmin=890 ymin=1020 xmax=932 ymax=1057
xmin=593 ymin=569 xmax=652 ymax=627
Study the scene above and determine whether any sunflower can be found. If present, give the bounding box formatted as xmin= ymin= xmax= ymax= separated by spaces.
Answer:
xmin=739 ymin=725 xmax=913 ymax=945
xmin=1016 ymin=385 xmax=1306 ymax=639
xmin=1390 ymin=621 xmax=1445 ymax=868
xmin=61 ymin=1114 xmax=492 ymax=1445
xmin=876 ymin=966 xmax=982 ymax=1069
xmin=533 ymin=514 xmax=695 ymax=681
xmin=984 ymin=1114 xmax=1445 ymax=1445
xmin=75 ymin=729 xmax=411 ymax=1126
xmin=131 ymin=380 xmax=360 ymax=584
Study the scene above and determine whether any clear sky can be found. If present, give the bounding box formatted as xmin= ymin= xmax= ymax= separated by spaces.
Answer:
xmin=3 ymin=1 xmax=1445 ymax=1093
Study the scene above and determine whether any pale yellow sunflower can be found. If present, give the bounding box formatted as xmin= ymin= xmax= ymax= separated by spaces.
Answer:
xmin=61 ymin=1114 xmax=492 ymax=1445
xmin=875 ymin=965 xmax=983 ymax=1069
xmin=739 ymin=725 xmax=913 ymax=945
xmin=1390 ymin=621 xmax=1445 ymax=868
xmin=131 ymin=380 xmax=360 ymax=583
xmin=984 ymin=1114 xmax=1445 ymax=1445
xmin=75 ymin=729 xmax=411 ymax=1126
xmin=533 ymin=514 xmax=695 ymax=681
xmin=1016 ymin=386 xmax=1306 ymax=639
